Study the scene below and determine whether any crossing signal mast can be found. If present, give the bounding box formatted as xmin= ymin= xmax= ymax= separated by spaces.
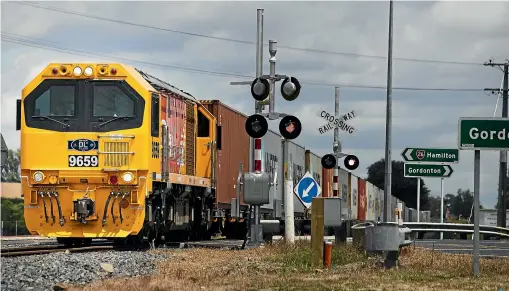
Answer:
xmin=232 ymin=9 xmax=303 ymax=246
xmin=244 ymin=39 xmax=302 ymax=245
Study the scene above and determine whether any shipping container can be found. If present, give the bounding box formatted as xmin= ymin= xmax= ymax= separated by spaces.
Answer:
xmin=288 ymin=140 xmax=306 ymax=215
xmin=350 ymin=175 xmax=358 ymax=220
xmin=200 ymin=100 xmax=250 ymax=207
xmin=338 ymin=168 xmax=350 ymax=220
xmin=366 ymin=182 xmax=375 ymax=221
xmin=391 ymin=197 xmax=398 ymax=222
xmin=375 ymin=187 xmax=381 ymax=221
xmin=322 ymin=167 xmax=332 ymax=198
xmin=357 ymin=179 xmax=367 ymax=221
xmin=259 ymin=129 xmax=284 ymax=215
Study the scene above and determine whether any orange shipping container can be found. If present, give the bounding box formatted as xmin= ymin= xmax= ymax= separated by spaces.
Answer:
xmin=322 ymin=168 xmax=332 ymax=197
xmin=357 ymin=178 xmax=367 ymax=221
xmin=201 ymin=100 xmax=250 ymax=206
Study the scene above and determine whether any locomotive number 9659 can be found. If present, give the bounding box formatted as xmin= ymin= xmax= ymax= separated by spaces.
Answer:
xmin=68 ymin=155 xmax=98 ymax=167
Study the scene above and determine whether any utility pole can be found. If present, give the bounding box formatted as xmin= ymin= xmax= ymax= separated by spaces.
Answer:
xmin=484 ymin=59 xmax=509 ymax=228
xmin=383 ymin=0 xmax=394 ymax=223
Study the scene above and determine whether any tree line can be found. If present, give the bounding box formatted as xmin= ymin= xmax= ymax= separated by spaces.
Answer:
xmin=1 ymin=149 xmax=20 ymax=182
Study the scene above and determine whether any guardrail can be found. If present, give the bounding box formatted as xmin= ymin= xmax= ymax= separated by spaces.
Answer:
xmin=402 ymin=222 xmax=509 ymax=238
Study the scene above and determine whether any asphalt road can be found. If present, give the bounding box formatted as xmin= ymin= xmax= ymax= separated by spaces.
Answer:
xmin=415 ymin=239 xmax=509 ymax=258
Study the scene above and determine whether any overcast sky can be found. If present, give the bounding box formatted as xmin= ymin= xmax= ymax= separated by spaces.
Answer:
xmin=1 ymin=1 xmax=508 ymax=208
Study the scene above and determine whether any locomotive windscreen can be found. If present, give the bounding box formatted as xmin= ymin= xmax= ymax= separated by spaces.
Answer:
xmin=24 ymin=79 xmax=145 ymax=132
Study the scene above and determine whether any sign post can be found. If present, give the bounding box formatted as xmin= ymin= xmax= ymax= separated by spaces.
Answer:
xmin=457 ymin=117 xmax=509 ymax=276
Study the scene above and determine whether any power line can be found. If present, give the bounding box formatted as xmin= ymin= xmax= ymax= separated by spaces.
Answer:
xmin=9 ymin=1 xmax=483 ymax=67
xmin=1 ymin=32 xmax=485 ymax=92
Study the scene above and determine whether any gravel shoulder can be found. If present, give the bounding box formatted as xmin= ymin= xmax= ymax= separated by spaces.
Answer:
xmin=1 ymin=249 xmax=171 ymax=291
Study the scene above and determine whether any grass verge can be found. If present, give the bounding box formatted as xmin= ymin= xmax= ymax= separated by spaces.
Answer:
xmin=69 ymin=241 xmax=509 ymax=291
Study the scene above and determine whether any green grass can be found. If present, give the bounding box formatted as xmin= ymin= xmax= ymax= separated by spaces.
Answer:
xmin=268 ymin=240 xmax=368 ymax=272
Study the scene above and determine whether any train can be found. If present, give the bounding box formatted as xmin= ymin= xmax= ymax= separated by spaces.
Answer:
xmin=16 ymin=62 xmax=422 ymax=246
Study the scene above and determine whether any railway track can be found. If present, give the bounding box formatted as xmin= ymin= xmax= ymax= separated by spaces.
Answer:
xmin=1 ymin=237 xmax=248 ymax=258
xmin=0 ymin=241 xmax=143 ymax=258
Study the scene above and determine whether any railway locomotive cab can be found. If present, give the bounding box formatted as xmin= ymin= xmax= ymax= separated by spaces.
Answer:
xmin=17 ymin=63 xmax=217 ymax=246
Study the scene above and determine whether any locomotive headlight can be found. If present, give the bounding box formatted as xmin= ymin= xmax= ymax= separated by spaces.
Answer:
xmin=33 ymin=171 xmax=45 ymax=183
xmin=122 ymin=172 xmax=134 ymax=183
xmin=73 ymin=66 xmax=82 ymax=76
xmin=84 ymin=66 xmax=93 ymax=76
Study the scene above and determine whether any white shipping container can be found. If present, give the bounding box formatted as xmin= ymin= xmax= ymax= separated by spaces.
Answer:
xmin=339 ymin=168 xmax=350 ymax=220
xmin=375 ymin=187 xmax=381 ymax=222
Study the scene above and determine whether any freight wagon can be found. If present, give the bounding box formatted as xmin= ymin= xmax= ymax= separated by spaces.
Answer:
xmin=200 ymin=100 xmax=422 ymax=239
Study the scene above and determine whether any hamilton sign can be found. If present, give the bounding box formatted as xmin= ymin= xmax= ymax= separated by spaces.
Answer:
xmin=401 ymin=148 xmax=459 ymax=163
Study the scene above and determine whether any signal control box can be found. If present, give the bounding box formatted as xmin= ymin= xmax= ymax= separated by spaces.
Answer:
xmin=243 ymin=172 xmax=270 ymax=205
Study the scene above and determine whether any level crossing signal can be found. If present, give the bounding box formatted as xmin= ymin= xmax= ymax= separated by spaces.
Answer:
xmin=251 ymin=78 xmax=270 ymax=101
xmin=245 ymin=114 xmax=268 ymax=139
xmin=344 ymin=155 xmax=359 ymax=170
xmin=280 ymin=76 xmax=301 ymax=101
xmin=321 ymin=153 xmax=360 ymax=171
xmin=279 ymin=115 xmax=302 ymax=140
xmin=321 ymin=154 xmax=336 ymax=169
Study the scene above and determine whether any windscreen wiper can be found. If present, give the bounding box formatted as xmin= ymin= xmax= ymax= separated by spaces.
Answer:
xmin=32 ymin=116 xmax=70 ymax=128
xmin=96 ymin=116 xmax=133 ymax=128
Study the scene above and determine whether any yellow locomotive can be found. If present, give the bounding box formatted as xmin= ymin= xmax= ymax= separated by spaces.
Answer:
xmin=17 ymin=63 xmax=218 ymax=246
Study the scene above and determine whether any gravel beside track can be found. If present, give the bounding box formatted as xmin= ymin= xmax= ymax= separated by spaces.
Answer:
xmin=1 ymin=249 xmax=171 ymax=291
xmin=1 ymin=239 xmax=59 ymax=249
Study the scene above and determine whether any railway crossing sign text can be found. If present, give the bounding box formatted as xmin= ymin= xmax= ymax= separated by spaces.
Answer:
xmin=404 ymin=163 xmax=453 ymax=178
xmin=317 ymin=109 xmax=357 ymax=135
xmin=401 ymin=148 xmax=459 ymax=163
xmin=458 ymin=117 xmax=509 ymax=150
xmin=294 ymin=171 xmax=322 ymax=208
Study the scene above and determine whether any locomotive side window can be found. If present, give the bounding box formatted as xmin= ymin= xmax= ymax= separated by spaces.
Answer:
xmin=92 ymin=85 xmax=135 ymax=117
xmin=197 ymin=110 xmax=210 ymax=137
xmin=216 ymin=125 xmax=222 ymax=150
xmin=34 ymin=85 xmax=76 ymax=117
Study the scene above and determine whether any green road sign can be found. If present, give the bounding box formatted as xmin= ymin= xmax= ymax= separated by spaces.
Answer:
xmin=404 ymin=163 xmax=453 ymax=178
xmin=458 ymin=117 xmax=509 ymax=150
xmin=401 ymin=147 xmax=459 ymax=163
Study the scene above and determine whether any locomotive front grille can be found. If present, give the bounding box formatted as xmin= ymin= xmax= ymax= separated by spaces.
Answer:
xmin=102 ymin=141 xmax=130 ymax=167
